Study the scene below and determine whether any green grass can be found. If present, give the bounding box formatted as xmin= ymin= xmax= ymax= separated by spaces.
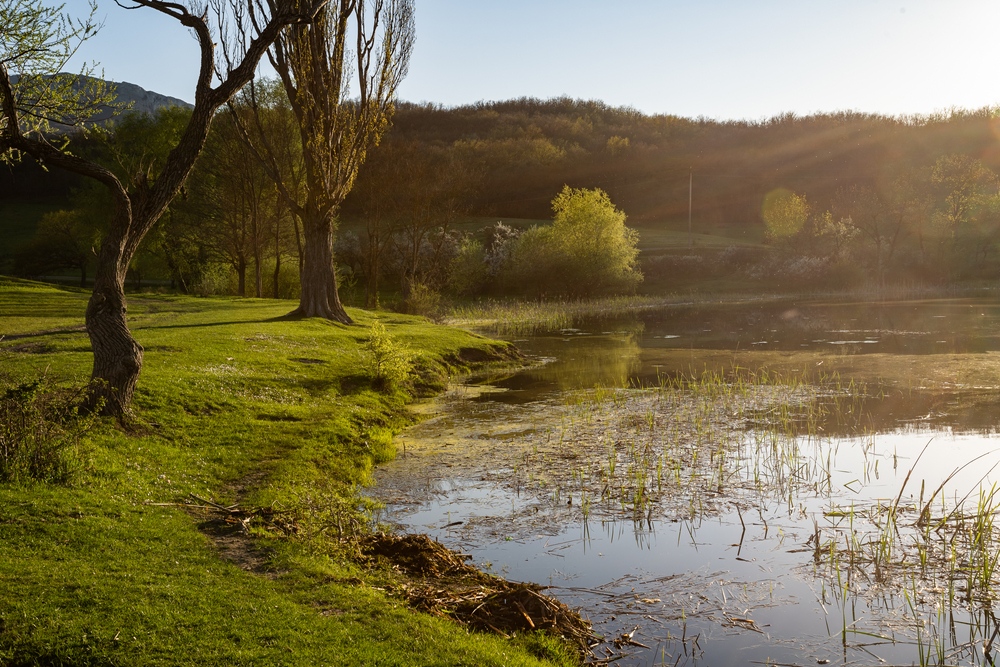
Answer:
xmin=0 ymin=278 xmax=570 ymax=667
xmin=632 ymin=219 xmax=767 ymax=252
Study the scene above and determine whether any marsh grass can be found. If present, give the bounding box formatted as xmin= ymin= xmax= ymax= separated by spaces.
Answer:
xmin=446 ymin=295 xmax=683 ymax=336
xmin=453 ymin=364 xmax=1000 ymax=662
xmin=817 ymin=478 xmax=1000 ymax=607
xmin=488 ymin=367 xmax=875 ymax=530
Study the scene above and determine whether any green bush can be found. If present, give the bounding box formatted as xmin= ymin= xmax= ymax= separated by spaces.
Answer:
xmin=364 ymin=319 xmax=413 ymax=390
xmin=259 ymin=257 xmax=302 ymax=299
xmin=448 ymin=237 xmax=488 ymax=295
xmin=194 ymin=262 xmax=236 ymax=297
xmin=0 ymin=376 xmax=99 ymax=484
xmin=505 ymin=186 xmax=642 ymax=297
xmin=400 ymin=282 xmax=445 ymax=321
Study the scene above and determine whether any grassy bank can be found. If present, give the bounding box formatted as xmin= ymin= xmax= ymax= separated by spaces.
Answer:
xmin=0 ymin=278 xmax=574 ymax=667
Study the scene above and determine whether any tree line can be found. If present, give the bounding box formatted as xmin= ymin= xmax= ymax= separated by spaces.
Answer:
xmin=15 ymin=94 xmax=1000 ymax=294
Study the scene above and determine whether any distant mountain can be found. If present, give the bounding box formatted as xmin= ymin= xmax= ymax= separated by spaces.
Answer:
xmin=9 ymin=74 xmax=192 ymax=129
xmin=102 ymin=78 xmax=193 ymax=117
xmin=75 ymin=75 xmax=193 ymax=126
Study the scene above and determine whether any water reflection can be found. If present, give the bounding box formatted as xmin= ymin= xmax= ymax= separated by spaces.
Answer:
xmin=373 ymin=298 xmax=1000 ymax=665
xmin=488 ymin=323 xmax=644 ymax=398
xmin=639 ymin=299 xmax=1000 ymax=356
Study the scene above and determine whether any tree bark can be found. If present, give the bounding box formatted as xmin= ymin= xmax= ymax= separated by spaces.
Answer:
xmin=273 ymin=219 xmax=282 ymax=298
xmin=253 ymin=242 xmax=263 ymax=298
xmin=236 ymin=256 xmax=246 ymax=297
xmin=86 ymin=280 xmax=143 ymax=416
xmin=290 ymin=209 xmax=351 ymax=323
xmin=83 ymin=217 xmax=143 ymax=415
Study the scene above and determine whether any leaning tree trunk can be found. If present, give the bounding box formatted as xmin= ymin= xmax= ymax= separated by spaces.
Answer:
xmin=291 ymin=209 xmax=352 ymax=323
xmin=85 ymin=242 xmax=143 ymax=416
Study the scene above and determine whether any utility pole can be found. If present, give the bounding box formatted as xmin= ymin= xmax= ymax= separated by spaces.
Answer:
xmin=688 ymin=168 xmax=693 ymax=251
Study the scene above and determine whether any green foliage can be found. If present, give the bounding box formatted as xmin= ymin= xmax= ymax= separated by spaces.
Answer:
xmin=12 ymin=209 xmax=94 ymax=283
xmin=0 ymin=374 xmax=99 ymax=484
xmin=103 ymin=106 xmax=192 ymax=182
xmin=448 ymin=237 xmax=488 ymax=295
xmin=762 ymin=189 xmax=809 ymax=241
xmin=402 ymin=282 xmax=446 ymax=320
xmin=605 ymin=135 xmax=630 ymax=157
xmin=506 ymin=186 xmax=642 ymax=297
xmin=930 ymin=154 xmax=999 ymax=236
xmin=505 ymin=224 xmax=557 ymax=295
xmin=365 ymin=318 xmax=413 ymax=389
xmin=284 ymin=477 xmax=383 ymax=550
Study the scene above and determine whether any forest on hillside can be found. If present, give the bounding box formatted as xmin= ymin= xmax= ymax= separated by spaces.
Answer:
xmin=351 ymin=98 xmax=1000 ymax=223
xmin=5 ymin=95 xmax=1000 ymax=302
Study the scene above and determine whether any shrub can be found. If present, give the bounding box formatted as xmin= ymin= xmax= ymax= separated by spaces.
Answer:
xmin=483 ymin=221 xmax=522 ymax=279
xmin=194 ymin=262 xmax=235 ymax=297
xmin=364 ymin=319 xmax=413 ymax=390
xmin=718 ymin=245 xmax=769 ymax=268
xmin=400 ymin=282 xmax=445 ymax=321
xmin=643 ymin=254 xmax=709 ymax=282
xmin=259 ymin=257 xmax=302 ymax=299
xmin=448 ymin=237 xmax=488 ymax=295
xmin=0 ymin=376 xmax=99 ymax=484
xmin=505 ymin=186 xmax=641 ymax=297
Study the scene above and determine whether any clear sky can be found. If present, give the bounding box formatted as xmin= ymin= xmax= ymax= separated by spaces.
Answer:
xmin=65 ymin=0 xmax=1000 ymax=121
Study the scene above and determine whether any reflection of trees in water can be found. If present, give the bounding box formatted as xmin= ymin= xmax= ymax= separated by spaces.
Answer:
xmin=517 ymin=332 xmax=643 ymax=391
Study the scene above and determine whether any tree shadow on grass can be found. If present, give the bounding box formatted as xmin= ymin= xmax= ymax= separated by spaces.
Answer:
xmin=137 ymin=313 xmax=357 ymax=331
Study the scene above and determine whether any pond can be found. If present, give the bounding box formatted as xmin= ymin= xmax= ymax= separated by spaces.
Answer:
xmin=372 ymin=298 xmax=1000 ymax=666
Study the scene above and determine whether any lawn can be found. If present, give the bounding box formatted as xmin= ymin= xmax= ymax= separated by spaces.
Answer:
xmin=0 ymin=278 xmax=574 ymax=667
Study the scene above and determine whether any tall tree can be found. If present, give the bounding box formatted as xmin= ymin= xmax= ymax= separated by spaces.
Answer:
xmin=0 ymin=0 xmax=327 ymax=416
xmin=831 ymin=184 xmax=907 ymax=282
xmin=231 ymin=0 xmax=414 ymax=323
xmin=350 ymin=136 xmax=409 ymax=307
xmin=385 ymin=141 xmax=478 ymax=296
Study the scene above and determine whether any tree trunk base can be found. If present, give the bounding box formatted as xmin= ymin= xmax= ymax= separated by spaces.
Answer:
xmin=85 ymin=285 xmax=144 ymax=417
xmin=285 ymin=302 xmax=353 ymax=324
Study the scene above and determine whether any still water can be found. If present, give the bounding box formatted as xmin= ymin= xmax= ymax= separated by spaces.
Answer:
xmin=373 ymin=298 xmax=1000 ymax=665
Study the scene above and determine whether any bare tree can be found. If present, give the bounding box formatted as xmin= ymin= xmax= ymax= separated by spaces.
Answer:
xmin=386 ymin=143 xmax=478 ymax=296
xmin=229 ymin=0 xmax=414 ymax=323
xmin=351 ymin=136 xmax=411 ymax=307
xmin=832 ymin=184 xmax=908 ymax=283
xmin=192 ymin=111 xmax=276 ymax=296
xmin=0 ymin=0 xmax=328 ymax=415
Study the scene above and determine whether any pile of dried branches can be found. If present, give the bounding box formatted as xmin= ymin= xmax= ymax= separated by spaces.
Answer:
xmin=177 ymin=499 xmax=602 ymax=659
xmin=360 ymin=533 xmax=485 ymax=579
xmin=168 ymin=494 xmax=301 ymax=536
xmin=361 ymin=533 xmax=600 ymax=656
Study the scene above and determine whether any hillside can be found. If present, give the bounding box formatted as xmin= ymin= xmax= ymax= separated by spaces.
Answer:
xmin=344 ymin=99 xmax=1000 ymax=229
xmin=86 ymin=77 xmax=193 ymax=122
